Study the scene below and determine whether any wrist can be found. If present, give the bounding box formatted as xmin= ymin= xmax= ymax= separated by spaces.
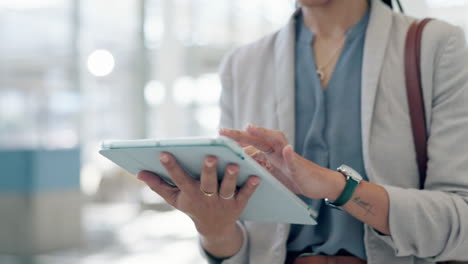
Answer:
xmin=199 ymin=223 xmax=239 ymax=243
xmin=327 ymin=171 xmax=347 ymax=201
xmin=200 ymin=222 xmax=243 ymax=259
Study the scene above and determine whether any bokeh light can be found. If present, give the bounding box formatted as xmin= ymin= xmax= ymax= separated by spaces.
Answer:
xmin=87 ymin=49 xmax=115 ymax=77
xmin=144 ymin=80 xmax=166 ymax=106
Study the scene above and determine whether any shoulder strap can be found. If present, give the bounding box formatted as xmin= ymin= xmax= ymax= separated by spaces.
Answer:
xmin=404 ymin=18 xmax=432 ymax=190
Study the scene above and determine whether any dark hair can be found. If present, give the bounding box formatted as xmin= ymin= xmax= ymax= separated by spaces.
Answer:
xmin=382 ymin=0 xmax=393 ymax=8
xmin=382 ymin=0 xmax=405 ymax=12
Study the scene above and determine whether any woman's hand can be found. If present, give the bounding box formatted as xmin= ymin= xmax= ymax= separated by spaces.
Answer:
xmin=222 ymin=125 xmax=392 ymax=235
xmin=243 ymin=145 xmax=303 ymax=194
xmin=137 ymin=153 xmax=261 ymax=240
xmin=220 ymin=124 xmax=345 ymax=200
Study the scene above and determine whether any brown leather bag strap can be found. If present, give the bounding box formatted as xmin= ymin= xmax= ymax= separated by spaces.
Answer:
xmin=404 ymin=18 xmax=432 ymax=189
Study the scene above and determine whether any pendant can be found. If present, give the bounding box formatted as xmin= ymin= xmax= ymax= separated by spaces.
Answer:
xmin=317 ymin=69 xmax=325 ymax=81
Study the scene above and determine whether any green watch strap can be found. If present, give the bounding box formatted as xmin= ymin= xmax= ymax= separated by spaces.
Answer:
xmin=329 ymin=176 xmax=359 ymax=207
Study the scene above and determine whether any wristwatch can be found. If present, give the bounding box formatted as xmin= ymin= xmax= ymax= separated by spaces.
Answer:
xmin=324 ymin=165 xmax=363 ymax=209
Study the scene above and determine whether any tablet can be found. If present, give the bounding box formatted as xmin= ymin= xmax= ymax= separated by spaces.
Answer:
xmin=99 ymin=136 xmax=317 ymax=225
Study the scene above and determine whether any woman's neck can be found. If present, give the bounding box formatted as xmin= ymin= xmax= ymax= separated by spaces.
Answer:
xmin=302 ymin=0 xmax=369 ymax=39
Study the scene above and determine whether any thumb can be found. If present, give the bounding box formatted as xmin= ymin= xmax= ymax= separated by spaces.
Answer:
xmin=137 ymin=171 xmax=178 ymax=206
xmin=282 ymin=145 xmax=297 ymax=174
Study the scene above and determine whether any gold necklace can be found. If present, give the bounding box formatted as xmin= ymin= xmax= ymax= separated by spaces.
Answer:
xmin=315 ymin=37 xmax=346 ymax=81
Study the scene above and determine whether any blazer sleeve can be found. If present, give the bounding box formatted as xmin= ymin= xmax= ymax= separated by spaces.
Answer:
xmin=199 ymin=51 xmax=251 ymax=264
xmin=375 ymin=25 xmax=468 ymax=261
xmin=199 ymin=222 xmax=250 ymax=264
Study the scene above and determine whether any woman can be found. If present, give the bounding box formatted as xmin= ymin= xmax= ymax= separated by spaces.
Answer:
xmin=137 ymin=0 xmax=468 ymax=263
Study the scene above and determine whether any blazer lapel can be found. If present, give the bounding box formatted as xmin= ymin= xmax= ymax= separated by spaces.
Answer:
xmin=361 ymin=0 xmax=393 ymax=177
xmin=273 ymin=1 xmax=393 ymax=174
xmin=274 ymin=11 xmax=298 ymax=147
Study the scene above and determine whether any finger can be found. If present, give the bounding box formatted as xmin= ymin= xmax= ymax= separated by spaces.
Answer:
xmin=238 ymin=142 xmax=250 ymax=148
xmin=160 ymin=152 xmax=196 ymax=192
xmin=137 ymin=170 xmax=179 ymax=205
xmin=200 ymin=156 xmax=218 ymax=196
xmin=243 ymin=146 xmax=270 ymax=167
xmin=220 ymin=128 xmax=273 ymax=153
xmin=219 ymin=164 xmax=239 ymax=199
xmin=243 ymin=146 xmax=260 ymax=156
xmin=246 ymin=124 xmax=287 ymax=152
xmin=236 ymin=176 xmax=261 ymax=206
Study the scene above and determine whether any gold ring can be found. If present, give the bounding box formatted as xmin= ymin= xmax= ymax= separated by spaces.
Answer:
xmin=220 ymin=192 xmax=235 ymax=200
xmin=200 ymin=186 xmax=216 ymax=197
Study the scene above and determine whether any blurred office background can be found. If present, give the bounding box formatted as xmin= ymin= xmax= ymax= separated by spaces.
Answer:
xmin=0 ymin=0 xmax=467 ymax=263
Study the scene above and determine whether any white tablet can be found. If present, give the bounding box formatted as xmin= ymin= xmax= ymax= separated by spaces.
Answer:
xmin=99 ymin=136 xmax=317 ymax=225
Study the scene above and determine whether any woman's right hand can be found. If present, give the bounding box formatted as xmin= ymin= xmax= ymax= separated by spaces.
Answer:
xmin=243 ymin=145 xmax=302 ymax=194
xmin=136 ymin=153 xmax=261 ymax=241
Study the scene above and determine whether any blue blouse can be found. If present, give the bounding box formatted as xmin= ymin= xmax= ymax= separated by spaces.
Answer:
xmin=287 ymin=10 xmax=370 ymax=260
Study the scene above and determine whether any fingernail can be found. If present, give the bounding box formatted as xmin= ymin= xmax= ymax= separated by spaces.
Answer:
xmin=250 ymin=177 xmax=261 ymax=186
xmin=205 ymin=158 xmax=215 ymax=168
xmin=160 ymin=153 xmax=169 ymax=164
xmin=219 ymin=128 xmax=226 ymax=134
xmin=227 ymin=167 xmax=237 ymax=175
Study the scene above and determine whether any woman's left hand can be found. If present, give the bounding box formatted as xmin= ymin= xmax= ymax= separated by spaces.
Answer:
xmin=220 ymin=124 xmax=345 ymax=200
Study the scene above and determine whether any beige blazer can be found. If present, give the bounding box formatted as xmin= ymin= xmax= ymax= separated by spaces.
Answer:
xmin=206 ymin=0 xmax=468 ymax=263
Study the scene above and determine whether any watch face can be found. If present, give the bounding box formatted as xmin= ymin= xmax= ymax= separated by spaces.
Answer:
xmin=338 ymin=165 xmax=363 ymax=181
